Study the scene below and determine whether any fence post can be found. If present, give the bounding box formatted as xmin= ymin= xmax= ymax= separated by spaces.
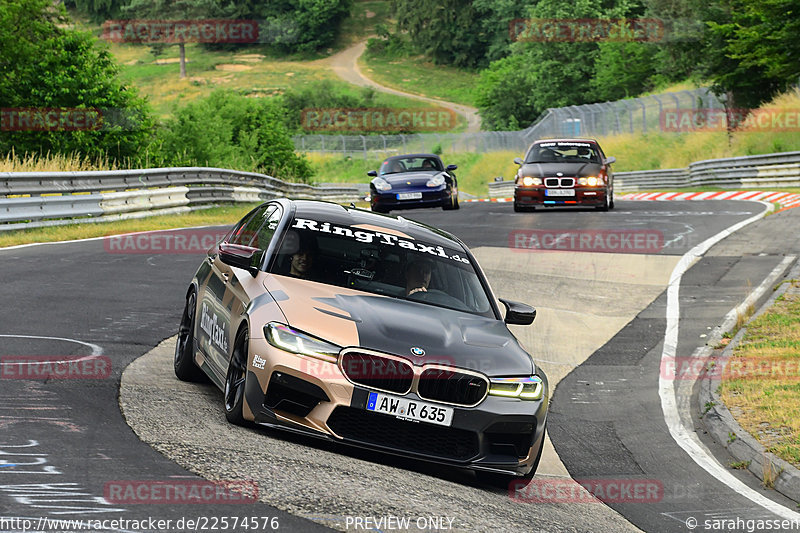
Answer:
xmin=639 ymin=99 xmax=647 ymax=134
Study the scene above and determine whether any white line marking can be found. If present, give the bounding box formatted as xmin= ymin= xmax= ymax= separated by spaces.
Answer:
xmin=659 ymin=200 xmax=800 ymax=521
xmin=0 ymin=335 xmax=102 ymax=356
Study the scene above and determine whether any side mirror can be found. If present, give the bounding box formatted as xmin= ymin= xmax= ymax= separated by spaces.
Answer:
xmin=605 ymin=156 xmax=616 ymax=165
xmin=446 ymin=164 xmax=458 ymax=171
xmin=367 ymin=170 xmax=378 ymax=177
xmin=513 ymin=157 xmax=523 ymax=165
xmin=499 ymin=298 xmax=536 ymax=325
xmin=219 ymin=243 xmax=261 ymax=277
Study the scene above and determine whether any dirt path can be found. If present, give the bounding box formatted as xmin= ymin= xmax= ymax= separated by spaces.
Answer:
xmin=320 ymin=41 xmax=482 ymax=133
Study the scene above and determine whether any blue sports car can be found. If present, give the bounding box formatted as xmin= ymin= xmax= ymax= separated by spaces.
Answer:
xmin=368 ymin=154 xmax=459 ymax=213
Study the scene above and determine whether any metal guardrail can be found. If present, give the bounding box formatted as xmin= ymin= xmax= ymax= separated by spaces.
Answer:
xmin=0 ymin=167 xmax=361 ymax=231
xmin=488 ymin=151 xmax=800 ymax=197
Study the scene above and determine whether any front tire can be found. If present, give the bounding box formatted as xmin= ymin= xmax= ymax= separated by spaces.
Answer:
xmin=442 ymin=188 xmax=459 ymax=210
xmin=224 ymin=328 xmax=249 ymax=425
xmin=174 ymin=289 xmax=205 ymax=382
xmin=596 ymin=191 xmax=610 ymax=211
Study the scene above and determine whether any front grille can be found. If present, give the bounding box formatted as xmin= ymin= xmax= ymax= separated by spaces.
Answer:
xmin=339 ymin=351 xmax=414 ymax=394
xmin=544 ymin=177 xmax=575 ymax=188
xmin=417 ymin=368 xmax=488 ymax=406
xmin=327 ymin=406 xmax=480 ymax=461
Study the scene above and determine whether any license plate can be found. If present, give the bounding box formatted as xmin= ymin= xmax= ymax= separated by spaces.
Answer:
xmin=366 ymin=392 xmax=453 ymax=427
xmin=396 ymin=192 xmax=422 ymax=200
xmin=545 ymin=189 xmax=575 ymax=197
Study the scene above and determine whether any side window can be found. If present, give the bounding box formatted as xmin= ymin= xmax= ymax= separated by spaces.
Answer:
xmin=252 ymin=205 xmax=282 ymax=251
xmin=229 ymin=205 xmax=276 ymax=247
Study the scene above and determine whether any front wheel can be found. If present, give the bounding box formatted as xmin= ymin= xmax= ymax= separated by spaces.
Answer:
xmin=442 ymin=188 xmax=459 ymax=210
xmin=609 ymin=189 xmax=615 ymax=210
xmin=596 ymin=191 xmax=610 ymax=211
xmin=224 ymin=328 xmax=249 ymax=425
xmin=174 ymin=289 xmax=205 ymax=382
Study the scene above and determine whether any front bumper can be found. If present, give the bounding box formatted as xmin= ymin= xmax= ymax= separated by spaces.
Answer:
xmin=515 ymin=186 xmax=608 ymax=207
xmin=244 ymin=340 xmax=548 ymax=477
xmin=371 ymin=187 xmax=452 ymax=210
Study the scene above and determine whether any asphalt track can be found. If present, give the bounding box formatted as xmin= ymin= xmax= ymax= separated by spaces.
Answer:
xmin=1 ymin=200 xmax=798 ymax=532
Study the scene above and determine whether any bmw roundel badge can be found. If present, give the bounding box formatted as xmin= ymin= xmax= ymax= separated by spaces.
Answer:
xmin=410 ymin=347 xmax=425 ymax=357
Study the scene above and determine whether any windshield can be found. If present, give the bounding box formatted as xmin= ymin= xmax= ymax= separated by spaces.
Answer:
xmin=380 ymin=156 xmax=442 ymax=175
xmin=525 ymin=142 xmax=601 ymax=164
xmin=269 ymin=217 xmax=495 ymax=318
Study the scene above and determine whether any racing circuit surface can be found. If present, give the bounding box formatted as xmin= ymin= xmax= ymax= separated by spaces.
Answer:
xmin=2 ymin=200 xmax=800 ymax=532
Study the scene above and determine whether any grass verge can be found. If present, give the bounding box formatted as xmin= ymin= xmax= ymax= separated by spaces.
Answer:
xmin=0 ymin=204 xmax=260 ymax=249
xmin=360 ymin=53 xmax=479 ymax=107
xmin=718 ymin=285 xmax=800 ymax=468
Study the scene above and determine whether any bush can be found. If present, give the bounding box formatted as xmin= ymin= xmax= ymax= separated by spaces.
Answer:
xmin=0 ymin=0 xmax=153 ymax=160
xmin=147 ymin=90 xmax=312 ymax=182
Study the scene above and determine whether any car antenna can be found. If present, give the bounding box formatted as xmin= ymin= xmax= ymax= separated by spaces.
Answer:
xmin=349 ymin=202 xmax=356 ymax=209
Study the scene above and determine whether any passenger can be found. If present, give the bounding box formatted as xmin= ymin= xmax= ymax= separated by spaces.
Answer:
xmin=405 ymin=259 xmax=433 ymax=297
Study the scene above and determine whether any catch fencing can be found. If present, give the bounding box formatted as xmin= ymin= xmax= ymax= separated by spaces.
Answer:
xmin=488 ymin=151 xmax=800 ymax=197
xmin=293 ymin=88 xmax=722 ymax=157
xmin=0 ymin=167 xmax=361 ymax=232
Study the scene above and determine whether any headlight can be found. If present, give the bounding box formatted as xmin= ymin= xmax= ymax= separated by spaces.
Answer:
xmin=522 ymin=176 xmax=541 ymax=186
xmin=488 ymin=376 xmax=544 ymax=400
xmin=264 ymin=322 xmax=340 ymax=363
xmin=579 ymin=176 xmax=601 ymax=186
xmin=426 ymin=175 xmax=445 ymax=187
xmin=373 ymin=178 xmax=391 ymax=191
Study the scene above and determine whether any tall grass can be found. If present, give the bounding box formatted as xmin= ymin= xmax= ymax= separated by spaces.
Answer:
xmin=0 ymin=150 xmax=119 ymax=172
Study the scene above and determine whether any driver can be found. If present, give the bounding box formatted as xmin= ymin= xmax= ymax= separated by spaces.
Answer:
xmin=405 ymin=259 xmax=432 ymax=296
xmin=280 ymin=231 xmax=317 ymax=279
xmin=421 ymin=159 xmax=436 ymax=170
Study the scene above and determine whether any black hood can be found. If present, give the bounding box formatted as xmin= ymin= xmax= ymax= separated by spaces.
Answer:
xmin=378 ymin=171 xmax=442 ymax=187
xmin=313 ymin=293 xmax=534 ymax=377
xmin=520 ymin=161 xmax=603 ymax=178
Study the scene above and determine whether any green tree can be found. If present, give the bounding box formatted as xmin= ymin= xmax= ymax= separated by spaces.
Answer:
xmin=215 ymin=0 xmax=352 ymax=54
xmin=703 ymin=0 xmax=800 ymax=112
xmin=151 ymin=91 xmax=312 ymax=181
xmin=64 ymin=0 xmax=130 ymax=23
xmin=0 ymin=0 xmax=152 ymax=159
xmin=389 ymin=0 xmax=523 ymax=68
xmin=122 ymin=0 xmax=218 ymax=79
xmin=476 ymin=0 xmax=608 ymax=130
xmin=591 ymin=42 xmax=658 ymax=101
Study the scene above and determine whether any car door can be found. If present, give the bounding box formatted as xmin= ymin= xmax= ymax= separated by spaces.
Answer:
xmin=198 ymin=204 xmax=276 ymax=378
